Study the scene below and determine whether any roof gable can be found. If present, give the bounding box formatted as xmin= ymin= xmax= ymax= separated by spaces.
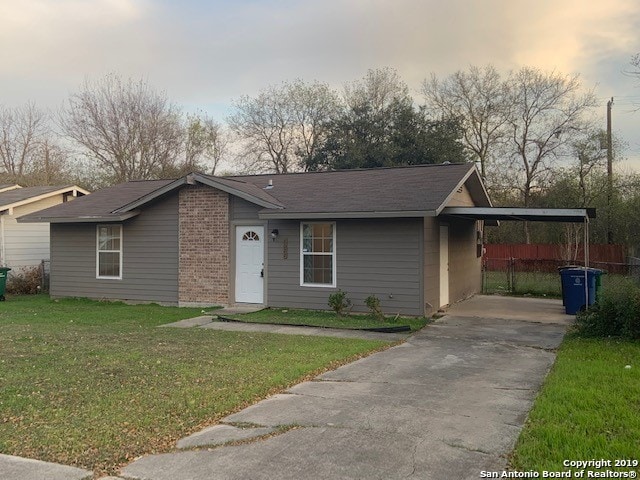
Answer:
xmin=112 ymin=173 xmax=283 ymax=214
xmin=18 ymin=180 xmax=172 ymax=223
xmin=0 ymin=185 xmax=89 ymax=214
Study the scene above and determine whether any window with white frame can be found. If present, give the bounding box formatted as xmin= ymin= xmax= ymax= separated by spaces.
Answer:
xmin=97 ymin=225 xmax=122 ymax=279
xmin=300 ymin=222 xmax=335 ymax=286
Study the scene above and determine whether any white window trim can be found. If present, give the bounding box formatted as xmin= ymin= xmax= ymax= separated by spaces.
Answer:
xmin=96 ymin=224 xmax=123 ymax=280
xmin=299 ymin=221 xmax=336 ymax=288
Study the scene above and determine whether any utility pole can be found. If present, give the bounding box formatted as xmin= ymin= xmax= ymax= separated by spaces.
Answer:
xmin=606 ymin=97 xmax=614 ymax=244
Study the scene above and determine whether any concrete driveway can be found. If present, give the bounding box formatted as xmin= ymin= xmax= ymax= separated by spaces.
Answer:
xmin=122 ymin=295 xmax=571 ymax=480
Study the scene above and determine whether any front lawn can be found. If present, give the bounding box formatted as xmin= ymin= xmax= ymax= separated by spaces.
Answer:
xmin=0 ymin=295 xmax=389 ymax=477
xmin=511 ymin=335 xmax=640 ymax=472
xmin=220 ymin=307 xmax=430 ymax=332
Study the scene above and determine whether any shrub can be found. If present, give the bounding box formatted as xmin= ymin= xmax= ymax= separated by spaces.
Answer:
xmin=328 ymin=290 xmax=351 ymax=317
xmin=6 ymin=266 xmax=43 ymax=295
xmin=575 ymin=278 xmax=640 ymax=339
xmin=365 ymin=295 xmax=385 ymax=320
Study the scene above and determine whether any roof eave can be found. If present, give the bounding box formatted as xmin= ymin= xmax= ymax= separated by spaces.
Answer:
xmin=441 ymin=207 xmax=595 ymax=223
xmin=18 ymin=211 xmax=140 ymax=223
xmin=259 ymin=210 xmax=437 ymax=220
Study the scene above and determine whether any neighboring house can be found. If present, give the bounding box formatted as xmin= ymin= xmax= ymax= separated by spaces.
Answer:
xmin=19 ymin=164 xmax=491 ymax=315
xmin=1 ymin=185 xmax=89 ymax=271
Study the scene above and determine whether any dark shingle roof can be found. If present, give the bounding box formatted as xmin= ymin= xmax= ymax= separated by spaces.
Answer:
xmin=198 ymin=175 xmax=284 ymax=208
xmin=20 ymin=163 xmax=488 ymax=223
xmin=19 ymin=180 xmax=173 ymax=221
xmin=0 ymin=186 xmax=75 ymax=209
xmin=230 ymin=163 xmax=480 ymax=215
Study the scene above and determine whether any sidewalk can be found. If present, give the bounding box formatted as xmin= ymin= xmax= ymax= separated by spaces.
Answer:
xmin=0 ymin=454 xmax=92 ymax=480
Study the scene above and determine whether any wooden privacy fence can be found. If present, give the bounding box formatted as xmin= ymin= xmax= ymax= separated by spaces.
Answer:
xmin=484 ymin=244 xmax=628 ymax=274
xmin=485 ymin=244 xmax=626 ymax=263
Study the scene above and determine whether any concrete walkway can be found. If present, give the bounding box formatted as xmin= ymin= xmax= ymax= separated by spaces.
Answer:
xmin=200 ymin=320 xmax=411 ymax=341
xmin=161 ymin=315 xmax=412 ymax=341
xmin=0 ymin=454 xmax=92 ymax=480
xmin=122 ymin=295 xmax=571 ymax=480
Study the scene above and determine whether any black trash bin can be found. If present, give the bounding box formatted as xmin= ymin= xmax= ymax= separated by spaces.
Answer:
xmin=0 ymin=267 xmax=11 ymax=301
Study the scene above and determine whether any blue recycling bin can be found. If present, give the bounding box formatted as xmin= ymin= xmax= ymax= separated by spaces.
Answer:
xmin=559 ymin=267 xmax=602 ymax=315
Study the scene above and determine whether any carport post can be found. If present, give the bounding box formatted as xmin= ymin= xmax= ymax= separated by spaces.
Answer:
xmin=584 ymin=215 xmax=589 ymax=306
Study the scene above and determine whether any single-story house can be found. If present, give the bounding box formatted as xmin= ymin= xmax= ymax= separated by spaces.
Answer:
xmin=19 ymin=163 xmax=492 ymax=315
xmin=1 ymin=184 xmax=89 ymax=271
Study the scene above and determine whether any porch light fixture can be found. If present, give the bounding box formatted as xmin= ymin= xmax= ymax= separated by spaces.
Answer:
xmin=270 ymin=229 xmax=279 ymax=241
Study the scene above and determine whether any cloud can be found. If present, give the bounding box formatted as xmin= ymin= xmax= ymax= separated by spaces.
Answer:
xmin=1 ymin=0 xmax=639 ymax=123
xmin=0 ymin=0 xmax=149 ymax=103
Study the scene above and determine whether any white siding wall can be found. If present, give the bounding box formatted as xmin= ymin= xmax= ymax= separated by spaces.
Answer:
xmin=2 ymin=196 xmax=66 ymax=269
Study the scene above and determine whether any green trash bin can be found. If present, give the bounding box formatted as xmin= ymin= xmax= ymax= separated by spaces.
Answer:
xmin=594 ymin=269 xmax=606 ymax=301
xmin=0 ymin=267 xmax=11 ymax=301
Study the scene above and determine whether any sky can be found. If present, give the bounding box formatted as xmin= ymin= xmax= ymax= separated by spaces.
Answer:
xmin=1 ymin=0 xmax=639 ymax=171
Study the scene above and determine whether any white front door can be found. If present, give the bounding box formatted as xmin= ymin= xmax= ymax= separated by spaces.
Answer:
xmin=235 ymin=226 xmax=264 ymax=304
xmin=439 ymin=225 xmax=449 ymax=307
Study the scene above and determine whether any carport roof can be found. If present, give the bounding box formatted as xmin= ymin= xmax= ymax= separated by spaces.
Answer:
xmin=441 ymin=206 xmax=596 ymax=224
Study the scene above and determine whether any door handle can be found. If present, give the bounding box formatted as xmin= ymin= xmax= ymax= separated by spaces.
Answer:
xmin=260 ymin=269 xmax=264 ymax=278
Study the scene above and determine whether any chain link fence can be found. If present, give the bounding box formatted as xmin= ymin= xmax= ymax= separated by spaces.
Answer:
xmin=482 ymin=257 xmax=639 ymax=297
xmin=40 ymin=259 xmax=50 ymax=293
xmin=5 ymin=260 xmax=50 ymax=294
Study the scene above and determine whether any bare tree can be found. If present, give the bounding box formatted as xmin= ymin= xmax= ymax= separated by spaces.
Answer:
xmin=0 ymin=102 xmax=48 ymax=179
xmin=559 ymin=130 xmax=609 ymax=261
xmin=228 ymin=80 xmax=339 ymax=173
xmin=185 ymin=112 xmax=229 ymax=175
xmin=60 ymin=74 xmax=185 ymax=183
xmin=504 ymin=67 xmax=597 ymax=242
xmin=572 ymin=129 xmax=614 ymax=207
xmin=288 ymin=80 xmax=340 ymax=166
xmin=343 ymin=67 xmax=410 ymax=114
xmin=23 ymin=140 xmax=72 ymax=186
xmin=422 ymin=65 xmax=511 ymax=180
xmin=0 ymin=102 xmax=76 ymax=186
xmin=627 ymin=53 xmax=640 ymax=79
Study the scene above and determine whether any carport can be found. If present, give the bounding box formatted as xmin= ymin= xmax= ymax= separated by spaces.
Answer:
xmin=441 ymin=206 xmax=597 ymax=302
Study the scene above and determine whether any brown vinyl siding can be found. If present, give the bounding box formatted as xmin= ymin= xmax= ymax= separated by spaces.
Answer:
xmin=50 ymin=195 xmax=179 ymax=303
xmin=448 ymin=218 xmax=481 ymax=302
xmin=230 ymin=196 xmax=261 ymax=221
xmin=423 ymin=217 xmax=440 ymax=314
xmin=266 ymin=218 xmax=423 ymax=316
xmin=446 ymin=184 xmax=475 ymax=207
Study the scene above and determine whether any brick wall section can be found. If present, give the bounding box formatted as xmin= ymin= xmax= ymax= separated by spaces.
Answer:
xmin=178 ymin=186 xmax=230 ymax=305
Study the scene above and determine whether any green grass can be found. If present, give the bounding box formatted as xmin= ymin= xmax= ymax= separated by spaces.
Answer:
xmin=483 ymin=270 xmax=562 ymax=297
xmin=511 ymin=335 xmax=640 ymax=471
xmin=221 ymin=307 xmax=430 ymax=332
xmin=0 ymin=295 xmax=389 ymax=476
xmin=484 ymin=270 xmax=633 ymax=298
